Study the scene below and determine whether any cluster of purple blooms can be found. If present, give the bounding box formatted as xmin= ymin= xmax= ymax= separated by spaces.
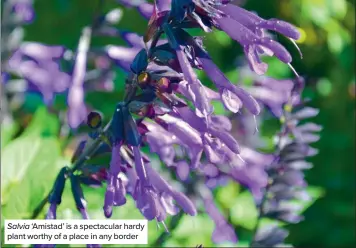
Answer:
xmin=2 ymin=0 xmax=321 ymax=247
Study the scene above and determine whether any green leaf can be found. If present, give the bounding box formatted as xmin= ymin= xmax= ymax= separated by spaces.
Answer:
xmin=214 ymin=31 xmax=232 ymax=47
xmin=173 ymin=214 xmax=214 ymax=238
xmin=1 ymin=137 xmax=62 ymax=219
xmin=163 ymin=240 xmax=183 ymax=247
xmin=211 ymin=101 xmax=227 ymax=115
xmin=226 ymin=69 xmax=239 ymax=83
xmin=327 ymin=0 xmax=347 ymax=20
xmin=230 ymin=190 xmax=258 ymax=230
xmin=263 ymin=57 xmax=290 ymax=79
xmin=1 ymin=122 xmax=19 ymax=149
xmin=169 ymin=215 xmax=215 ymax=247
xmin=237 ymin=241 xmax=251 ymax=247
xmin=22 ymin=106 xmax=60 ymax=137
xmin=217 ymin=181 xmax=240 ymax=208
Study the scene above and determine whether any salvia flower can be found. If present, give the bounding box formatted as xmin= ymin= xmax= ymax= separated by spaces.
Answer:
xmin=200 ymin=186 xmax=238 ymax=243
xmin=146 ymin=20 xmax=261 ymax=121
xmin=31 ymin=1 xmax=319 ymax=247
xmin=237 ymin=66 xmax=299 ymax=117
xmin=103 ymin=144 xmax=127 ymax=218
xmin=251 ymin=101 xmax=321 ymax=247
xmin=102 ymin=101 xmax=198 ymax=223
xmin=117 ymin=0 xmax=154 ymax=20
xmin=165 ymin=0 xmax=301 ymax=73
xmin=70 ymin=173 xmax=90 ymax=219
xmin=6 ymin=42 xmax=69 ymax=104
xmin=11 ymin=0 xmax=35 ymax=24
xmin=46 ymin=167 xmax=69 ymax=220
xmin=67 ymin=27 xmax=92 ymax=128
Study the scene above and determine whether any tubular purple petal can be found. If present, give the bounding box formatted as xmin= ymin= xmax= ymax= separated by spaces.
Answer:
xmin=197 ymin=52 xmax=260 ymax=115
xmin=158 ymin=114 xmax=203 ymax=147
xmin=293 ymin=107 xmax=320 ymax=119
xmin=217 ymin=4 xmax=262 ymax=27
xmin=175 ymin=47 xmax=198 ymax=84
xmin=209 ymin=128 xmax=240 ymax=154
xmin=256 ymin=38 xmax=292 ymax=63
xmin=220 ymin=88 xmax=242 ymax=113
xmin=138 ymin=3 xmax=154 ymax=19
xmin=189 ymin=82 xmax=214 ymax=119
xmin=259 ymin=19 xmax=301 ymax=40
xmin=135 ymin=183 xmax=157 ymax=220
xmin=203 ymin=142 xmax=222 ymax=164
xmin=132 ymin=146 xmax=150 ymax=186
xmin=244 ymin=45 xmax=268 ymax=75
xmin=154 ymin=197 xmax=167 ymax=222
xmin=160 ymin=192 xmax=180 ymax=215
xmin=210 ymin=114 xmax=233 ymax=132
xmin=80 ymin=208 xmax=90 ymax=220
xmin=145 ymin=163 xmax=196 ymax=215
xmin=203 ymin=195 xmax=238 ymax=244
xmin=171 ymin=191 xmax=197 ymax=216
xmin=297 ymin=123 xmax=323 ymax=132
xmin=175 ymin=160 xmax=190 ymax=181
xmin=45 ymin=203 xmax=57 ymax=220
xmin=216 ymin=17 xmax=259 ymax=44
xmin=20 ymin=42 xmax=65 ymax=61
xmin=155 ymin=0 xmax=172 ymax=12
xmin=110 ymin=144 xmax=122 ymax=175
xmin=67 ymin=27 xmax=92 ymax=128
xmin=114 ymin=178 xmax=127 ymax=206
xmin=104 ymin=175 xmax=115 ymax=218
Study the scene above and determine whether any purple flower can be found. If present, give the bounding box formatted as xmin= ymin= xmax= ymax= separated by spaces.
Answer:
xmin=149 ymin=31 xmax=261 ymax=118
xmin=153 ymin=115 xmax=202 ymax=169
xmin=175 ymin=106 xmax=241 ymax=165
xmin=46 ymin=167 xmax=68 ymax=220
xmin=251 ymin=101 xmax=321 ymax=246
xmin=109 ymin=163 xmax=196 ymax=223
xmin=252 ymin=225 xmax=289 ymax=247
xmin=29 ymin=1 xmax=318 ymax=247
xmin=12 ymin=1 xmax=35 ymax=23
xmin=171 ymin=1 xmax=300 ymax=75
xmin=244 ymin=75 xmax=296 ymax=117
xmin=106 ymin=45 xmax=142 ymax=72
xmin=6 ymin=43 xmax=70 ymax=104
xmin=117 ymin=0 xmax=154 ymax=19
xmin=143 ymin=121 xmax=179 ymax=166
xmin=230 ymin=147 xmax=273 ymax=201
xmin=70 ymin=174 xmax=90 ymax=219
xmin=45 ymin=203 xmax=57 ymax=220
xmin=139 ymin=1 xmax=299 ymax=123
xmin=67 ymin=27 xmax=92 ymax=128
xmin=202 ymin=191 xmax=238 ymax=244
xmin=104 ymin=144 xmax=127 ymax=218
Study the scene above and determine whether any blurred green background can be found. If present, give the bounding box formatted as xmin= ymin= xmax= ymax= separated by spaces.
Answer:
xmin=1 ymin=0 xmax=355 ymax=247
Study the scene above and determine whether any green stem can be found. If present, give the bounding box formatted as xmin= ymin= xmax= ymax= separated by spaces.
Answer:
xmin=29 ymin=120 xmax=111 ymax=219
